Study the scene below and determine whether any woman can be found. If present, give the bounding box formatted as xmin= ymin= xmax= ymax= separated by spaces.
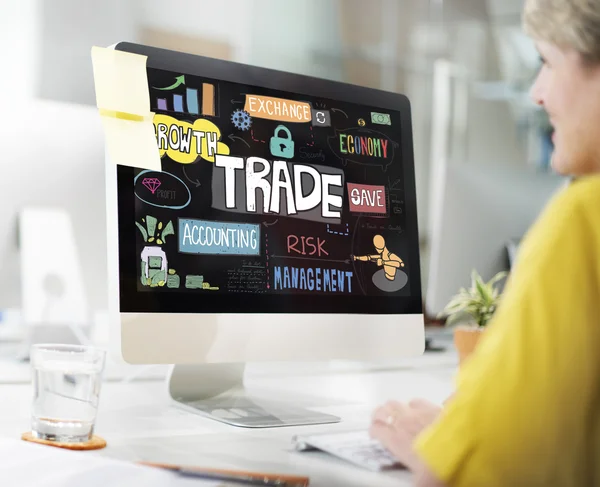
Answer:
xmin=369 ymin=0 xmax=600 ymax=485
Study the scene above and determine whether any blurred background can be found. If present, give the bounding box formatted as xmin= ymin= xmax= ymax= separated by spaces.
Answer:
xmin=0 ymin=0 xmax=562 ymax=343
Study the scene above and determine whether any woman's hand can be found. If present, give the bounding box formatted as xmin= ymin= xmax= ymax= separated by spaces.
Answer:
xmin=369 ymin=398 xmax=442 ymax=471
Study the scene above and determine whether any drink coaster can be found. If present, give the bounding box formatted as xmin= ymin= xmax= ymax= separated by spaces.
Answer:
xmin=21 ymin=432 xmax=107 ymax=450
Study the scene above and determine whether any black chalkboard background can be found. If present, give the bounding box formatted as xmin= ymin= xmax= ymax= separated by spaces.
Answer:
xmin=115 ymin=55 xmax=422 ymax=314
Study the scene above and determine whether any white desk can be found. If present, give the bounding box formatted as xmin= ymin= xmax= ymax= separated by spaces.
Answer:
xmin=0 ymin=342 xmax=170 ymax=384
xmin=0 ymin=343 xmax=456 ymax=486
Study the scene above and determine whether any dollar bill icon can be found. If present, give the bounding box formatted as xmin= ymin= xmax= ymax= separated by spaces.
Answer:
xmin=371 ymin=112 xmax=391 ymax=125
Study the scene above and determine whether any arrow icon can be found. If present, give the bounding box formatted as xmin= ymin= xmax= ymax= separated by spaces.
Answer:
xmin=182 ymin=167 xmax=201 ymax=188
xmin=262 ymin=219 xmax=279 ymax=227
xmin=154 ymin=75 xmax=185 ymax=91
xmin=331 ymin=108 xmax=349 ymax=118
xmin=228 ymin=134 xmax=251 ymax=148
xmin=231 ymin=93 xmax=248 ymax=104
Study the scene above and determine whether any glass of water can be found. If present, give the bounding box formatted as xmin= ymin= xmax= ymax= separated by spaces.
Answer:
xmin=30 ymin=344 xmax=106 ymax=443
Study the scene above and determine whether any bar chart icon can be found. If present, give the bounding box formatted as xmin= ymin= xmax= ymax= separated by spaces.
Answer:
xmin=186 ymin=88 xmax=199 ymax=114
xmin=201 ymin=83 xmax=215 ymax=116
xmin=154 ymin=83 xmax=216 ymax=117
xmin=174 ymin=94 xmax=184 ymax=112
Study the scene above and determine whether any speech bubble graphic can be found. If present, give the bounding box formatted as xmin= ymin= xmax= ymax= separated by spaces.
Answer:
xmin=153 ymin=114 xmax=230 ymax=164
xmin=134 ymin=169 xmax=192 ymax=210
xmin=327 ymin=127 xmax=397 ymax=172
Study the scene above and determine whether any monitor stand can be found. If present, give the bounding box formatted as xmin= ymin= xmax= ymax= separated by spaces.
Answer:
xmin=167 ymin=363 xmax=341 ymax=428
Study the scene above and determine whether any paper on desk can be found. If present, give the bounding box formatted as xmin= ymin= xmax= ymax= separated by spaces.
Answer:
xmin=91 ymin=46 xmax=161 ymax=171
xmin=0 ymin=439 xmax=222 ymax=487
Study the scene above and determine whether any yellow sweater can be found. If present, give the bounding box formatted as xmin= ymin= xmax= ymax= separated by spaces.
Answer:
xmin=415 ymin=174 xmax=600 ymax=487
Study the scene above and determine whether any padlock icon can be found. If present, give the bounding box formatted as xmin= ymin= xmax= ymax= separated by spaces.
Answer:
xmin=269 ymin=125 xmax=294 ymax=159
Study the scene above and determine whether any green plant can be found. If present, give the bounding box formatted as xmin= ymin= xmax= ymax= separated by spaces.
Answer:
xmin=438 ymin=270 xmax=507 ymax=328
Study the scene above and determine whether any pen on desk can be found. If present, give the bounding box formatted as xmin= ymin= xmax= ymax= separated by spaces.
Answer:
xmin=178 ymin=467 xmax=288 ymax=486
xmin=139 ymin=461 xmax=310 ymax=487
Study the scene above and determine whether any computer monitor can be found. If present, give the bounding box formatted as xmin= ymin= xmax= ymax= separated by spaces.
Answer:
xmin=425 ymin=163 xmax=565 ymax=318
xmin=0 ymin=100 xmax=108 ymax=334
xmin=104 ymin=42 xmax=424 ymax=427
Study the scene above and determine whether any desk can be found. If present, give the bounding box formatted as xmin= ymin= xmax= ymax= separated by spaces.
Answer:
xmin=0 ymin=340 xmax=456 ymax=486
xmin=0 ymin=342 xmax=170 ymax=384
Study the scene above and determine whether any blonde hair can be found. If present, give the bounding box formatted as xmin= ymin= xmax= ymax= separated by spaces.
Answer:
xmin=523 ymin=0 xmax=600 ymax=63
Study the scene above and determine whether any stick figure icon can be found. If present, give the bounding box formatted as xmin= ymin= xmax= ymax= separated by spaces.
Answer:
xmin=352 ymin=235 xmax=408 ymax=292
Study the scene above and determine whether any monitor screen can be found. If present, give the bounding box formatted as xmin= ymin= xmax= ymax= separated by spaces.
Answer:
xmin=115 ymin=44 xmax=421 ymax=315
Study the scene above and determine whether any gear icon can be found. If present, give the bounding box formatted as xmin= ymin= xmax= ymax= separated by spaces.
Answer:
xmin=231 ymin=109 xmax=252 ymax=131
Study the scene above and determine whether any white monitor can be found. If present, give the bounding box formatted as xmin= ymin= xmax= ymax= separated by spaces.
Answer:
xmin=104 ymin=43 xmax=424 ymax=427
xmin=0 ymin=100 xmax=108 ymax=337
xmin=426 ymin=163 xmax=565 ymax=318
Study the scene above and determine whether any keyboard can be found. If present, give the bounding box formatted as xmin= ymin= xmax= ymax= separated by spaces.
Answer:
xmin=292 ymin=430 xmax=404 ymax=471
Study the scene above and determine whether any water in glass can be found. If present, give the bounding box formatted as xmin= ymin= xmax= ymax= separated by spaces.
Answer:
xmin=30 ymin=345 xmax=105 ymax=443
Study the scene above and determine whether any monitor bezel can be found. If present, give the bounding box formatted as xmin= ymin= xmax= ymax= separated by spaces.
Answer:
xmin=112 ymin=42 xmax=422 ymax=315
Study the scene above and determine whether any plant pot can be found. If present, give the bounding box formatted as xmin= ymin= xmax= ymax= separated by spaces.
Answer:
xmin=453 ymin=325 xmax=484 ymax=366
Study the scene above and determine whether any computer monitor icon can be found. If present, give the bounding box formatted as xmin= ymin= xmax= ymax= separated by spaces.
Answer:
xmin=103 ymin=42 xmax=424 ymax=428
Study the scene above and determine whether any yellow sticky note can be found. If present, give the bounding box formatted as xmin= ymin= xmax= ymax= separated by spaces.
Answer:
xmin=91 ymin=46 xmax=161 ymax=171
xmin=101 ymin=116 xmax=161 ymax=171
xmin=91 ymin=46 xmax=150 ymax=116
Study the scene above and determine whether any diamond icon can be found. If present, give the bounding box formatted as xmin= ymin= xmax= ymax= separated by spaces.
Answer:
xmin=142 ymin=177 xmax=161 ymax=194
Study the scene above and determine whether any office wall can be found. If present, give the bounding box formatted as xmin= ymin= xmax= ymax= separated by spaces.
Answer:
xmin=247 ymin=0 xmax=343 ymax=80
xmin=142 ymin=0 xmax=343 ymax=80
xmin=36 ymin=0 xmax=140 ymax=106
xmin=462 ymin=26 xmax=527 ymax=168
xmin=30 ymin=0 xmax=343 ymax=106
xmin=140 ymin=0 xmax=248 ymax=62
xmin=0 ymin=0 xmax=38 ymax=99
xmin=0 ymin=100 xmax=107 ymax=312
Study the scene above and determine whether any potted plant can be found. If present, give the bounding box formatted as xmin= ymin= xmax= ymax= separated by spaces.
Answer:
xmin=438 ymin=269 xmax=507 ymax=365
